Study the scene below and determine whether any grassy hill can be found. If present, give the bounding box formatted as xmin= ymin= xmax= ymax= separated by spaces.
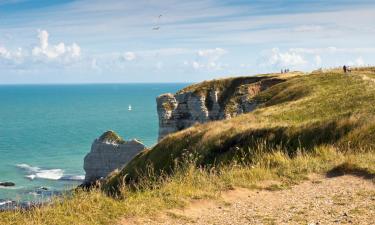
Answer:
xmin=104 ymin=67 xmax=375 ymax=193
xmin=1 ymin=67 xmax=375 ymax=225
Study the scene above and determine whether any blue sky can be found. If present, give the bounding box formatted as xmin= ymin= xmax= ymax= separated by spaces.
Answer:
xmin=0 ymin=0 xmax=374 ymax=84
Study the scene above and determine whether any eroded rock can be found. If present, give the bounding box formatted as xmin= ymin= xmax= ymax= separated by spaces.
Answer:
xmin=157 ymin=76 xmax=284 ymax=140
xmin=83 ymin=131 xmax=146 ymax=184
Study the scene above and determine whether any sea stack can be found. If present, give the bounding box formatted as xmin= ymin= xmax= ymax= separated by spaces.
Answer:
xmin=83 ymin=131 xmax=146 ymax=184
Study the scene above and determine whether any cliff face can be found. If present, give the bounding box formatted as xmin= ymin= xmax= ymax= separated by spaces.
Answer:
xmin=83 ymin=131 xmax=146 ymax=184
xmin=157 ymin=76 xmax=284 ymax=140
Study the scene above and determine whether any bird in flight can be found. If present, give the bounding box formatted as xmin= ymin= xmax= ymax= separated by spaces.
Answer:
xmin=153 ymin=14 xmax=163 ymax=30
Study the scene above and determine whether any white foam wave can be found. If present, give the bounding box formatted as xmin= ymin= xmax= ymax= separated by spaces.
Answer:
xmin=60 ymin=175 xmax=85 ymax=181
xmin=36 ymin=169 xmax=64 ymax=180
xmin=0 ymin=200 xmax=13 ymax=206
xmin=16 ymin=164 xmax=40 ymax=173
xmin=16 ymin=163 xmax=83 ymax=181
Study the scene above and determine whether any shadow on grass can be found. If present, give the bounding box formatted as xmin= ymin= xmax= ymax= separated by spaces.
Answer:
xmin=326 ymin=162 xmax=375 ymax=180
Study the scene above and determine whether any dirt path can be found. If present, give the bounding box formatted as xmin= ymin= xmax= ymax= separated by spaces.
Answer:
xmin=119 ymin=175 xmax=375 ymax=225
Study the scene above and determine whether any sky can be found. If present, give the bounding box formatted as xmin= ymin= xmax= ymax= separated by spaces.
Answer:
xmin=0 ymin=0 xmax=374 ymax=84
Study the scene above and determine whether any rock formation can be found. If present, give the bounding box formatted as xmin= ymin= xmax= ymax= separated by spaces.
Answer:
xmin=83 ymin=131 xmax=146 ymax=184
xmin=157 ymin=76 xmax=284 ymax=140
xmin=0 ymin=182 xmax=15 ymax=187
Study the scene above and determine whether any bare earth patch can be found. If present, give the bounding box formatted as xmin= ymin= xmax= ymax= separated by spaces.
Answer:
xmin=119 ymin=175 xmax=375 ymax=225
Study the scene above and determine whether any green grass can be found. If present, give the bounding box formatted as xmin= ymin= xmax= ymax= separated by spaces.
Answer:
xmin=106 ymin=68 xmax=375 ymax=191
xmin=2 ymin=67 xmax=375 ymax=225
xmin=98 ymin=130 xmax=126 ymax=144
xmin=176 ymin=74 xmax=288 ymax=115
xmin=1 ymin=147 xmax=374 ymax=225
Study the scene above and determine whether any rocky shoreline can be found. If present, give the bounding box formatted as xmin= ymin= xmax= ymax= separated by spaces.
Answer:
xmin=0 ymin=187 xmax=61 ymax=211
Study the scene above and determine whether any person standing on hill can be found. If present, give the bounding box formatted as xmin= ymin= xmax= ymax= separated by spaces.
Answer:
xmin=343 ymin=65 xmax=347 ymax=73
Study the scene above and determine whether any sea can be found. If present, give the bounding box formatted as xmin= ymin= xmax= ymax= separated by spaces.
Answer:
xmin=0 ymin=83 xmax=187 ymax=208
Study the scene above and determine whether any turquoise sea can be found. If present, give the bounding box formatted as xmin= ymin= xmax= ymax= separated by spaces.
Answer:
xmin=0 ymin=83 xmax=187 ymax=206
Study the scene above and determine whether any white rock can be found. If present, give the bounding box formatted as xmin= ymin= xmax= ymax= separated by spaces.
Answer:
xmin=83 ymin=131 xmax=146 ymax=183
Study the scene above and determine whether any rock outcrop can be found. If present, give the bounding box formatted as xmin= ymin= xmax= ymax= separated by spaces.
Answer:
xmin=157 ymin=76 xmax=284 ymax=140
xmin=0 ymin=182 xmax=15 ymax=187
xmin=83 ymin=131 xmax=146 ymax=184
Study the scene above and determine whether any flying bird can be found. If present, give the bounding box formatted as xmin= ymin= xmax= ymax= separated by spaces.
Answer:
xmin=152 ymin=14 xmax=163 ymax=31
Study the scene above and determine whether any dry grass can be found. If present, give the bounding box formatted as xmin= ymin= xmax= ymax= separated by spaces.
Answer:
xmin=1 ymin=147 xmax=374 ymax=225
xmin=109 ymin=68 xmax=375 ymax=190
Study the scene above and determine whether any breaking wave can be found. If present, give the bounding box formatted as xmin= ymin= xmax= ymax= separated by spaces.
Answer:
xmin=16 ymin=164 xmax=84 ymax=181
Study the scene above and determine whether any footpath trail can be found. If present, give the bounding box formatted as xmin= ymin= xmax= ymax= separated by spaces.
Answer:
xmin=120 ymin=175 xmax=375 ymax=225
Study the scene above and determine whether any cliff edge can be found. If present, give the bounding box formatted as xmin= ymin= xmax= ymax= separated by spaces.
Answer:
xmin=156 ymin=75 xmax=286 ymax=140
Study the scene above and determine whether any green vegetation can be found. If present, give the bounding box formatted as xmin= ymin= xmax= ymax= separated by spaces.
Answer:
xmin=1 ymin=68 xmax=375 ymax=225
xmin=177 ymin=75 xmax=288 ymax=115
xmin=1 ymin=147 xmax=374 ymax=225
xmin=161 ymin=101 xmax=176 ymax=111
xmin=98 ymin=130 xmax=126 ymax=144
xmin=105 ymin=68 xmax=375 ymax=192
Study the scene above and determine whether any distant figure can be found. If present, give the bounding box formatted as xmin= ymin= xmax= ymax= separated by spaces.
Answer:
xmin=343 ymin=65 xmax=347 ymax=73
xmin=281 ymin=69 xmax=284 ymax=74
xmin=284 ymin=69 xmax=288 ymax=73
xmin=347 ymin=66 xmax=352 ymax=73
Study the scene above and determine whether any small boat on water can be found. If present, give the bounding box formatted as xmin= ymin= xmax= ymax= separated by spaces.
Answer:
xmin=128 ymin=105 xmax=132 ymax=111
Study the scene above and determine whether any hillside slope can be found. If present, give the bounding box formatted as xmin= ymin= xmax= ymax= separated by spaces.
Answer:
xmin=156 ymin=73 xmax=298 ymax=140
xmin=105 ymin=67 xmax=375 ymax=192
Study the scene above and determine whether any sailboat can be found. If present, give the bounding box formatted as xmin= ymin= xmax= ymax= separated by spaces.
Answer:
xmin=128 ymin=105 xmax=132 ymax=111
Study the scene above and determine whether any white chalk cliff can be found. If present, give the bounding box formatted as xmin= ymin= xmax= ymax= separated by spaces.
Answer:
xmin=83 ymin=131 xmax=146 ymax=183
xmin=157 ymin=76 xmax=284 ymax=140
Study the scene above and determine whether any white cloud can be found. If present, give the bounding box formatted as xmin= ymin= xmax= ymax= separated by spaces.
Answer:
xmin=32 ymin=29 xmax=81 ymax=60
xmin=348 ymin=56 xmax=365 ymax=66
xmin=314 ymin=55 xmax=322 ymax=67
xmin=262 ymin=48 xmax=307 ymax=68
xmin=0 ymin=46 xmax=11 ymax=59
xmin=290 ymin=47 xmax=375 ymax=55
xmin=91 ymin=58 xmax=99 ymax=70
xmin=184 ymin=48 xmax=227 ymax=70
xmin=355 ymin=57 xmax=365 ymax=66
xmin=0 ymin=30 xmax=82 ymax=72
xmin=122 ymin=51 xmax=136 ymax=61
xmin=0 ymin=46 xmax=26 ymax=64
xmin=198 ymin=48 xmax=227 ymax=61
xmin=293 ymin=25 xmax=323 ymax=32
xmin=192 ymin=61 xmax=201 ymax=69
xmin=155 ymin=61 xmax=163 ymax=70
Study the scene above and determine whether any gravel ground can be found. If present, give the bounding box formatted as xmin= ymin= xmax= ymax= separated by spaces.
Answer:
xmin=120 ymin=175 xmax=375 ymax=225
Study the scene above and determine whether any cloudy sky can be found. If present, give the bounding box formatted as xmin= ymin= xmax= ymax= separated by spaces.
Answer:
xmin=0 ymin=0 xmax=374 ymax=84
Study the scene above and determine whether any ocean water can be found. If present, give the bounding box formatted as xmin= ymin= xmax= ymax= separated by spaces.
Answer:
xmin=0 ymin=83 xmax=187 ymax=205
